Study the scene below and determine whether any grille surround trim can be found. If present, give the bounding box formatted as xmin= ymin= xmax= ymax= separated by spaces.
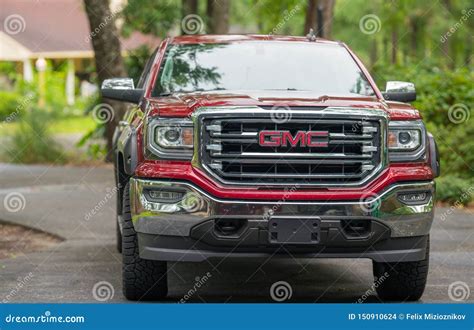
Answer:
xmin=193 ymin=106 xmax=388 ymax=187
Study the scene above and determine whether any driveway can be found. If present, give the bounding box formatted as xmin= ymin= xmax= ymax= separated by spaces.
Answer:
xmin=0 ymin=164 xmax=472 ymax=303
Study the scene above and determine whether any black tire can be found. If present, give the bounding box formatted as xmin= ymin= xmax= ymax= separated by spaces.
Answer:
xmin=116 ymin=217 xmax=122 ymax=253
xmin=122 ymin=182 xmax=168 ymax=301
xmin=373 ymin=238 xmax=429 ymax=301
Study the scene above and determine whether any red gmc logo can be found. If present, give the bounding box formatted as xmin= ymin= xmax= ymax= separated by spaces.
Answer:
xmin=258 ymin=130 xmax=329 ymax=147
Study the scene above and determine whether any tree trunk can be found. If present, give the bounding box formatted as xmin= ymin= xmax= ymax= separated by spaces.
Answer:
xmin=207 ymin=0 xmax=214 ymax=31
xmin=84 ymin=0 xmax=127 ymax=162
xmin=304 ymin=0 xmax=317 ymax=34
xmin=391 ymin=27 xmax=398 ymax=65
xmin=441 ymin=0 xmax=454 ymax=68
xmin=409 ymin=17 xmax=418 ymax=59
xmin=183 ymin=0 xmax=198 ymax=16
xmin=182 ymin=0 xmax=199 ymax=34
xmin=209 ymin=0 xmax=229 ymax=34
xmin=303 ymin=0 xmax=335 ymax=38
xmin=321 ymin=0 xmax=335 ymax=38
xmin=370 ymin=38 xmax=378 ymax=69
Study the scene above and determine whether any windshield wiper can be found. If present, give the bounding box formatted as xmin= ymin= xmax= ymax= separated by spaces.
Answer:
xmin=262 ymin=88 xmax=311 ymax=92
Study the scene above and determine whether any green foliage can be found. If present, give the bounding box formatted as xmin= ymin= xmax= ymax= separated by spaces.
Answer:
xmin=121 ymin=0 xmax=181 ymax=37
xmin=436 ymin=175 xmax=473 ymax=205
xmin=3 ymin=107 xmax=65 ymax=164
xmin=0 ymin=91 xmax=30 ymax=122
xmin=373 ymin=64 xmax=474 ymax=180
xmin=124 ymin=45 xmax=152 ymax=85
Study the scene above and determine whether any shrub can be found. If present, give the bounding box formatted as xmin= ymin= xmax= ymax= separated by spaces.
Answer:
xmin=436 ymin=176 xmax=473 ymax=206
xmin=0 ymin=91 xmax=31 ymax=122
xmin=3 ymin=107 xmax=65 ymax=164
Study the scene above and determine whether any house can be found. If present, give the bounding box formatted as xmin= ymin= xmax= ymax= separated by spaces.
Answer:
xmin=0 ymin=0 xmax=160 ymax=104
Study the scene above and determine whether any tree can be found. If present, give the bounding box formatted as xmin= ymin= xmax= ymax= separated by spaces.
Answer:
xmin=208 ymin=0 xmax=230 ymax=33
xmin=303 ymin=0 xmax=335 ymax=38
xmin=84 ymin=0 xmax=127 ymax=161
xmin=304 ymin=0 xmax=317 ymax=34
xmin=182 ymin=0 xmax=199 ymax=34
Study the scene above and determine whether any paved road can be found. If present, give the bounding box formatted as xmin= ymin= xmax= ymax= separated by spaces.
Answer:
xmin=0 ymin=164 xmax=472 ymax=303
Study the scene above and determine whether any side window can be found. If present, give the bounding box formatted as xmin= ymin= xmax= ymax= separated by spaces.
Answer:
xmin=136 ymin=48 xmax=158 ymax=89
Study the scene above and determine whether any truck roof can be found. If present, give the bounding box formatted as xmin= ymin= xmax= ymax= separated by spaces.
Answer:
xmin=169 ymin=34 xmax=341 ymax=45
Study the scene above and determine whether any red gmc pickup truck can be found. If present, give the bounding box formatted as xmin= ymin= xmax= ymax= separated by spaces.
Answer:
xmin=102 ymin=34 xmax=440 ymax=301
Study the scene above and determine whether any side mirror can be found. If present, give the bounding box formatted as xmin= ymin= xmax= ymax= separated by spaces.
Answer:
xmin=101 ymin=78 xmax=144 ymax=104
xmin=382 ymin=81 xmax=416 ymax=103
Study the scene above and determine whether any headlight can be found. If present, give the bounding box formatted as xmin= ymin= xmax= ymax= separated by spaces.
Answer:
xmin=148 ymin=118 xmax=194 ymax=159
xmin=388 ymin=120 xmax=426 ymax=162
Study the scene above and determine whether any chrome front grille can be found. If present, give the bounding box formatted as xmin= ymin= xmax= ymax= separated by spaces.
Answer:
xmin=198 ymin=108 xmax=386 ymax=186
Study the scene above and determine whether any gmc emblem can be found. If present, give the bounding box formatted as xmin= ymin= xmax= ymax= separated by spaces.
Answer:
xmin=258 ymin=130 xmax=329 ymax=147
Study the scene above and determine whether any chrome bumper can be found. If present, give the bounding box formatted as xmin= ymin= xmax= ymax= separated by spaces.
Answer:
xmin=130 ymin=179 xmax=434 ymax=238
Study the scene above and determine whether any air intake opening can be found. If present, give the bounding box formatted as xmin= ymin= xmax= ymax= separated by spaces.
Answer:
xmin=214 ymin=219 xmax=247 ymax=237
xmin=341 ymin=219 xmax=371 ymax=238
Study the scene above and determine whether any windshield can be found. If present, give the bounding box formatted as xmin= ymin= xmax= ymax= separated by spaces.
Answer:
xmin=153 ymin=41 xmax=375 ymax=97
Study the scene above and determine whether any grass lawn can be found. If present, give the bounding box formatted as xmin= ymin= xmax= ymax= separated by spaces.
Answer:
xmin=0 ymin=116 xmax=97 ymax=136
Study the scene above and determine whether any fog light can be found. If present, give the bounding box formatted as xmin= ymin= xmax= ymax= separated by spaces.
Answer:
xmin=145 ymin=189 xmax=185 ymax=203
xmin=398 ymin=191 xmax=430 ymax=205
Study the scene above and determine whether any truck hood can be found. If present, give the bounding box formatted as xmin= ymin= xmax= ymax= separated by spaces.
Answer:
xmin=147 ymin=90 xmax=420 ymax=120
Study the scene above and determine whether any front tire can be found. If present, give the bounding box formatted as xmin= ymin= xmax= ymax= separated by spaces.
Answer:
xmin=121 ymin=182 xmax=168 ymax=301
xmin=373 ymin=237 xmax=429 ymax=301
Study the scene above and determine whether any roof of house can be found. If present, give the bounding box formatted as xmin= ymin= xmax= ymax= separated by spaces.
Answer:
xmin=0 ymin=0 xmax=161 ymax=60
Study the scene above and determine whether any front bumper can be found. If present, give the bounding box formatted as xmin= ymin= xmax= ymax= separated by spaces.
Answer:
xmin=129 ymin=178 xmax=434 ymax=263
